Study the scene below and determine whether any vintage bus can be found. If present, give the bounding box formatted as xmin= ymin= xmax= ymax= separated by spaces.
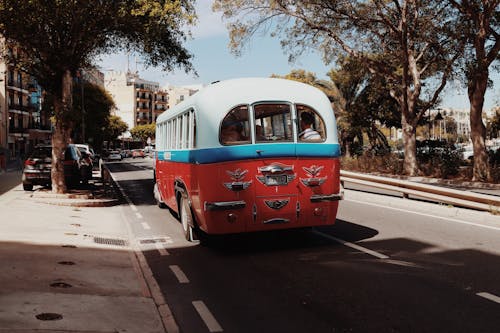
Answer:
xmin=154 ymin=78 xmax=343 ymax=241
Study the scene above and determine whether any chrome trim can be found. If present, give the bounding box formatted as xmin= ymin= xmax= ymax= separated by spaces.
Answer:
xmin=223 ymin=181 xmax=252 ymax=191
xmin=263 ymin=218 xmax=290 ymax=224
xmin=300 ymin=177 xmax=327 ymax=187
xmin=258 ymin=163 xmax=293 ymax=174
xmin=204 ymin=200 xmax=246 ymax=211
xmin=264 ymin=199 xmax=289 ymax=210
xmin=310 ymin=192 xmax=344 ymax=202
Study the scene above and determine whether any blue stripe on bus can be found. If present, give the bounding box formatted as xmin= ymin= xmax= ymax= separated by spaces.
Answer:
xmin=157 ymin=143 xmax=341 ymax=164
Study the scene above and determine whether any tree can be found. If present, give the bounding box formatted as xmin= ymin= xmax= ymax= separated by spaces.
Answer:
xmin=41 ymin=81 xmax=116 ymax=152
xmin=0 ymin=0 xmax=195 ymax=193
xmin=327 ymin=57 xmax=400 ymax=156
xmin=73 ymin=82 xmax=115 ymax=151
xmin=104 ymin=115 xmax=129 ymax=146
xmin=130 ymin=123 xmax=156 ymax=145
xmin=449 ymin=0 xmax=500 ymax=181
xmin=214 ymin=0 xmax=462 ymax=176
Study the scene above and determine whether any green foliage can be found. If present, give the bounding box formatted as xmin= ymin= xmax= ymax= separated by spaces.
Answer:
xmin=73 ymin=82 xmax=116 ymax=150
xmin=130 ymin=123 xmax=156 ymax=143
xmin=0 ymin=0 xmax=196 ymax=93
xmin=105 ymin=115 xmax=129 ymax=144
xmin=214 ymin=0 xmax=463 ymax=176
xmin=0 ymin=0 xmax=195 ymax=191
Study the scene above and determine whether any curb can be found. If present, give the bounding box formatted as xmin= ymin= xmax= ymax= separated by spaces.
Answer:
xmin=108 ymin=165 xmax=180 ymax=333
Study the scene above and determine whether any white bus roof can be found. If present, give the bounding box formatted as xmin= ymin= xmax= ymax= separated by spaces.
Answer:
xmin=157 ymin=77 xmax=338 ymax=146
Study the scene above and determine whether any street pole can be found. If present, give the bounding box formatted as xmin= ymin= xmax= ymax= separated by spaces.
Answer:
xmin=81 ymin=77 xmax=85 ymax=143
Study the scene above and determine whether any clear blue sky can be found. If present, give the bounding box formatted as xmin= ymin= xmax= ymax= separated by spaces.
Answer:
xmin=98 ymin=1 xmax=499 ymax=111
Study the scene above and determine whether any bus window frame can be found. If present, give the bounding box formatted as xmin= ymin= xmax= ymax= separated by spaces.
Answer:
xmin=295 ymin=103 xmax=327 ymax=143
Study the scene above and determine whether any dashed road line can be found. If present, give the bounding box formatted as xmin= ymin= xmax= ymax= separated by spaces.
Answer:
xmin=155 ymin=242 xmax=169 ymax=256
xmin=130 ymin=204 xmax=138 ymax=212
xmin=141 ymin=222 xmax=151 ymax=230
xmin=169 ymin=265 xmax=189 ymax=283
xmin=192 ymin=300 xmax=223 ymax=332
xmin=135 ymin=212 xmax=143 ymax=219
xmin=477 ymin=292 xmax=500 ymax=304
xmin=313 ymin=229 xmax=389 ymax=259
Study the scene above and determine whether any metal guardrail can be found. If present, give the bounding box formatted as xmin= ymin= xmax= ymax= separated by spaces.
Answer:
xmin=340 ymin=170 xmax=500 ymax=212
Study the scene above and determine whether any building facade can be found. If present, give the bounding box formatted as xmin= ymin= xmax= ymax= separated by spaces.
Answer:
xmin=104 ymin=70 xmax=168 ymax=137
xmin=0 ymin=44 xmax=50 ymax=170
xmin=164 ymin=84 xmax=202 ymax=109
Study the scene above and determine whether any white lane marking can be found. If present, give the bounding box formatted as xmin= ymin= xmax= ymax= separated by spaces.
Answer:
xmin=155 ymin=242 xmax=169 ymax=256
xmin=135 ymin=212 xmax=143 ymax=219
xmin=169 ymin=265 xmax=189 ymax=283
xmin=347 ymin=198 xmax=500 ymax=232
xmin=477 ymin=292 xmax=500 ymax=304
xmin=192 ymin=300 xmax=223 ymax=332
xmin=141 ymin=222 xmax=151 ymax=230
xmin=313 ymin=229 xmax=389 ymax=259
xmin=130 ymin=204 xmax=138 ymax=212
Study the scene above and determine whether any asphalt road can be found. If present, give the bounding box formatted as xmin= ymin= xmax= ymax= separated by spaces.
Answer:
xmin=107 ymin=158 xmax=500 ymax=333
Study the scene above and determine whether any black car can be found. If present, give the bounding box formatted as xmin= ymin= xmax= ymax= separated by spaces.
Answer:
xmin=22 ymin=144 xmax=91 ymax=191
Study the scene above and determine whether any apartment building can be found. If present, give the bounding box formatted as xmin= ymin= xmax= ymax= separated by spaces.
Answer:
xmin=164 ymin=84 xmax=202 ymax=109
xmin=104 ymin=70 xmax=168 ymax=137
xmin=0 ymin=45 xmax=50 ymax=169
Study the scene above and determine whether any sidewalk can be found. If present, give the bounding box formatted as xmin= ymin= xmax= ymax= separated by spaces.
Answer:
xmin=0 ymin=175 xmax=168 ymax=332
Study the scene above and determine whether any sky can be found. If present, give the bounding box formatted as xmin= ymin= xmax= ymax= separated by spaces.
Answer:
xmin=97 ymin=1 xmax=499 ymax=111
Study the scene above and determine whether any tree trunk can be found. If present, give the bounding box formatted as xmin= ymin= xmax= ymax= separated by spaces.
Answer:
xmin=402 ymin=110 xmax=419 ymax=176
xmin=51 ymin=70 xmax=74 ymax=193
xmin=469 ymin=69 xmax=491 ymax=182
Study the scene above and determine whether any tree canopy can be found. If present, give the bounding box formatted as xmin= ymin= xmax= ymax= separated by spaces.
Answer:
xmin=130 ymin=123 xmax=156 ymax=144
xmin=0 ymin=0 xmax=196 ymax=192
xmin=214 ymin=0 xmax=463 ymax=176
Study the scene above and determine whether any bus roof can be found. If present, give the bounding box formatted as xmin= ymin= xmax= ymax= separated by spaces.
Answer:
xmin=158 ymin=77 xmax=333 ymax=121
xmin=157 ymin=77 xmax=338 ymax=146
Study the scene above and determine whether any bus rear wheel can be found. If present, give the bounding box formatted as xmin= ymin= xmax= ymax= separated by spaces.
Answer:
xmin=180 ymin=196 xmax=196 ymax=242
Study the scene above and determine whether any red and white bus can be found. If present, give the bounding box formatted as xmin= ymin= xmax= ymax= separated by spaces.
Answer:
xmin=154 ymin=78 xmax=343 ymax=241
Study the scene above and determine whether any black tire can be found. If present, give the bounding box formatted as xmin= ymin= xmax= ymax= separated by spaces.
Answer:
xmin=23 ymin=183 xmax=33 ymax=191
xmin=180 ymin=196 xmax=197 ymax=242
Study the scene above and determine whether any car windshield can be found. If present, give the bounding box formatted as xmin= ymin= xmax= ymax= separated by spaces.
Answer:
xmin=31 ymin=147 xmax=52 ymax=159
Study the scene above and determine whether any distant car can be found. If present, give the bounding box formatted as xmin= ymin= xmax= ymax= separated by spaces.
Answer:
xmin=132 ymin=149 xmax=145 ymax=158
xmin=22 ymin=144 xmax=88 ymax=190
xmin=107 ymin=150 xmax=122 ymax=161
xmin=462 ymin=145 xmax=474 ymax=161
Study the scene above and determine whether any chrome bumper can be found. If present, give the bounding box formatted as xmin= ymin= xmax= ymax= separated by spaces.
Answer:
xmin=204 ymin=200 xmax=246 ymax=211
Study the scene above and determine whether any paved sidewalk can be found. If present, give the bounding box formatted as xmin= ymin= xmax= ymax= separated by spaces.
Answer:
xmin=0 ymin=182 xmax=167 ymax=332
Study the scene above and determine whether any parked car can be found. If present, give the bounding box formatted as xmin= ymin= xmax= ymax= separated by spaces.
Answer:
xmin=22 ymin=144 xmax=89 ymax=191
xmin=132 ymin=149 xmax=145 ymax=158
xmin=75 ymin=143 xmax=99 ymax=167
xmin=107 ymin=150 xmax=122 ymax=161
xmin=22 ymin=145 xmax=52 ymax=190
xmin=64 ymin=144 xmax=92 ymax=186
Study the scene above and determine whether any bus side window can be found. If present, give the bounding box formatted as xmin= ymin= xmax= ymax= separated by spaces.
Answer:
xmin=220 ymin=105 xmax=251 ymax=145
xmin=296 ymin=104 xmax=326 ymax=142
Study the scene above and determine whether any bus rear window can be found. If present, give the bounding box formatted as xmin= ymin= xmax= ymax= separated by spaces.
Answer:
xmin=254 ymin=103 xmax=293 ymax=142
xmin=220 ymin=105 xmax=251 ymax=145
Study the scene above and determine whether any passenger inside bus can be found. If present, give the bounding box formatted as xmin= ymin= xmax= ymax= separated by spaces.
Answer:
xmin=221 ymin=121 xmax=248 ymax=143
xmin=299 ymin=112 xmax=321 ymax=141
xmin=255 ymin=125 xmax=266 ymax=141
